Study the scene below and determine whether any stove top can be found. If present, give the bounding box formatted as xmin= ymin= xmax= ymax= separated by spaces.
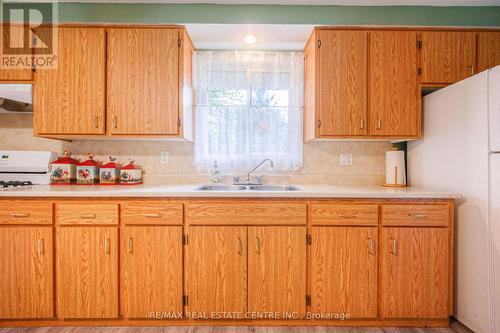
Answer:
xmin=0 ymin=181 xmax=33 ymax=188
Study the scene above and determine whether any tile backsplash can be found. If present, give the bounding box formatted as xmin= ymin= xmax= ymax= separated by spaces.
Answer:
xmin=0 ymin=114 xmax=392 ymax=185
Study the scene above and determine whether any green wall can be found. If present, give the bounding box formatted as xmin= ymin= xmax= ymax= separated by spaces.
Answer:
xmin=35 ymin=3 xmax=500 ymax=26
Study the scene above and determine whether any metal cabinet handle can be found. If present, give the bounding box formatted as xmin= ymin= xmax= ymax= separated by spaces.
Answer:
xmin=112 ymin=116 xmax=117 ymax=129
xmin=469 ymin=65 xmax=475 ymax=76
xmin=11 ymin=213 xmax=30 ymax=218
xmin=337 ymin=211 xmax=359 ymax=218
xmin=360 ymin=118 xmax=365 ymax=129
xmin=128 ymin=238 xmax=133 ymax=254
xmin=237 ymin=237 xmax=242 ymax=255
xmin=144 ymin=213 xmax=161 ymax=218
xmin=409 ymin=213 xmax=427 ymax=219
xmin=390 ymin=239 xmax=398 ymax=256
xmin=80 ymin=213 xmax=96 ymax=219
xmin=376 ymin=117 xmax=382 ymax=130
xmin=368 ymin=238 xmax=375 ymax=255
xmin=256 ymin=237 xmax=261 ymax=255
xmin=37 ymin=239 xmax=44 ymax=255
xmin=93 ymin=116 xmax=99 ymax=128
xmin=104 ymin=239 xmax=111 ymax=254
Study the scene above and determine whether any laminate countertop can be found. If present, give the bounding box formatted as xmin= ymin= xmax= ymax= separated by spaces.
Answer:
xmin=0 ymin=184 xmax=460 ymax=199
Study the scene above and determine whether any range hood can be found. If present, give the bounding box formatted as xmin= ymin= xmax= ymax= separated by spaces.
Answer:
xmin=0 ymin=84 xmax=33 ymax=113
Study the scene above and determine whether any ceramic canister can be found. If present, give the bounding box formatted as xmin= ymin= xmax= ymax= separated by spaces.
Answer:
xmin=50 ymin=151 xmax=79 ymax=185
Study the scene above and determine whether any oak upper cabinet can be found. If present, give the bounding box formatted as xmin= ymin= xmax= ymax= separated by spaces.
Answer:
xmin=186 ymin=226 xmax=248 ymax=314
xmin=418 ymin=31 xmax=476 ymax=84
xmin=248 ymin=226 xmax=307 ymax=317
xmin=0 ymin=227 xmax=53 ymax=319
xmin=368 ymin=31 xmax=419 ymax=137
xmin=0 ymin=24 xmax=33 ymax=81
xmin=34 ymin=27 xmax=106 ymax=135
xmin=107 ymin=28 xmax=185 ymax=136
xmin=310 ymin=30 xmax=368 ymax=138
xmin=121 ymin=226 xmax=183 ymax=318
xmin=56 ymin=227 xmax=118 ymax=318
xmin=380 ymin=227 xmax=450 ymax=318
xmin=310 ymin=227 xmax=377 ymax=318
xmin=477 ymin=32 xmax=500 ymax=73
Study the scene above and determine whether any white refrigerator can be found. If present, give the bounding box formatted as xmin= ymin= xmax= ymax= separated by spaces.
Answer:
xmin=408 ymin=66 xmax=500 ymax=333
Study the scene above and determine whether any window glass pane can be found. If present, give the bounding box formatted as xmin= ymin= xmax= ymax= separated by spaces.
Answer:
xmin=208 ymin=89 xmax=248 ymax=107
xmin=251 ymin=89 xmax=289 ymax=107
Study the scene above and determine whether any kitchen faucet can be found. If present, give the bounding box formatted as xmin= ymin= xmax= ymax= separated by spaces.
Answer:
xmin=234 ymin=158 xmax=274 ymax=185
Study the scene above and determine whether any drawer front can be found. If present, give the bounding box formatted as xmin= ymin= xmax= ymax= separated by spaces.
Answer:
xmin=0 ymin=201 xmax=52 ymax=225
xmin=311 ymin=204 xmax=379 ymax=226
xmin=186 ymin=202 xmax=306 ymax=225
xmin=57 ymin=203 xmax=119 ymax=225
xmin=121 ymin=201 xmax=183 ymax=225
xmin=381 ymin=204 xmax=450 ymax=227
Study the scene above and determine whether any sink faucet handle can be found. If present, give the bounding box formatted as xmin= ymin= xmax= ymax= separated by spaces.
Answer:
xmin=256 ymin=176 xmax=263 ymax=184
xmin=233 ymin=175 xmax=240 ymax=184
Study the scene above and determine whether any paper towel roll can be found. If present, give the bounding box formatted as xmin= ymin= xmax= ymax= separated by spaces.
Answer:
xmin=385 ymin=150 xmax=406 ymax=186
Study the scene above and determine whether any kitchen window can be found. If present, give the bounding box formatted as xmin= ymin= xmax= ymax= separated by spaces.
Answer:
xmin=193 ymin=51 xmax=304 ymax=171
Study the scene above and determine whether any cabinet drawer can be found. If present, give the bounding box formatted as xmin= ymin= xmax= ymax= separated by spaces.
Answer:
xmin=186 ymin=202 xmax=306 ymax=225
xmin=311 ymin=204 xmax=378 ymax=226
xmin=121 ymin=201 xmax=183 ymax=225
xmin=57 ymin=203 xmax=119 ymax=225
xmin=0 ymin=201 xmax=52 ymax=225
xmin=381 ymin=204 xmax=449 ymax=227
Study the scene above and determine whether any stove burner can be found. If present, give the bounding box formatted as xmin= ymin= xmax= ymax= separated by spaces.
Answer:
xmin=0 ymin=181 xmax=33 ymax=188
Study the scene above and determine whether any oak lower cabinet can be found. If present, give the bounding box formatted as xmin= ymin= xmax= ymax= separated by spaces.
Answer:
xmin=248 ymin=226 xmax=307 ymax=317
xmin=0 ymin=227 xmax=53 ymax=319
xmin=121 ymin=226 xmax=183 ymax=318
xmin=380 ymin=227 xmax=450 ymax=318
xmin=418 ymin=31 xmax=476 ymax=84
xmin=56 ymin=227 xmax=118 ymax=319
xmin=186 ymin=226 xmax=306 ymax=318
xmin=310 ymin=226 xmax=377 ymax=318
xmin=186 ymin=226 xmax=248 ymax=314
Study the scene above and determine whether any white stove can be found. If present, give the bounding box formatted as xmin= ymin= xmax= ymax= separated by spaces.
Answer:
xmin=0 ymin=151 xmax=57 ymax=187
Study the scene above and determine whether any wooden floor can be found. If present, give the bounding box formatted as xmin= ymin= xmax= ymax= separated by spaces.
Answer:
xmin=0 ymin=322 xmax=474 ymax=333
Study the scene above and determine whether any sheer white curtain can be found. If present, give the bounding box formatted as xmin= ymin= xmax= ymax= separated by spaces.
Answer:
xmin=193 ymin=51 xmax=304 ymax=171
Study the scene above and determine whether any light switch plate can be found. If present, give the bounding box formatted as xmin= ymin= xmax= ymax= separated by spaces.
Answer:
xmin=160 ymin=152 xmax=169 ymax=164
xmin=340 ymin=153 xmax=352 ymax=166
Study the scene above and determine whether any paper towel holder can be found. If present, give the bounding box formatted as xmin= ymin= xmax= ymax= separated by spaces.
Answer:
xmin=382 ymin=148 xmax=407 ymax=188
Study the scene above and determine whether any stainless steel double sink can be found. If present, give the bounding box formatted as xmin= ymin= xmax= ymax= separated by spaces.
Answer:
xmin=196 ymin=185 xmax=299 ymax=191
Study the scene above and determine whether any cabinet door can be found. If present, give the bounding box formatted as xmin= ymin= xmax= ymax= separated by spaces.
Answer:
xmin=248 ymin=226 xmax=306 ymax=317
xmin=121 ymin=226 xmax=183 ymax=318
xmin=311 ymin=227 xmax=377 ymax=318
xmin=369 ymin=31 xmax=418 ymax=137
xmin=56 ymin=227 xmax=118 ymax=318
xmin=477 ymin=32 xmax=500 ymax=73
xmin=317 ymin=30 xmax=367 ymax=136
xmin=34 ymin=27 xmax=106 ymax=135
xmin=380 ymin=227 xmax=449 ymax=318
xmin=419 ymin=31 xmax=476 ymax=84
xmin=186 ymin=226 xmax=247 ymax=314
xmin=0 ymin=227 xmax=53 ymax=319
xmin=107 ymin=28 xmax=180 ymax=135
xmin=0 ymin=24 xmax=33 ymax=81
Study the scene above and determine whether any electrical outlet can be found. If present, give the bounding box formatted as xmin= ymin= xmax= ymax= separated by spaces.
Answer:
xmin=339 ymin=153 xmax=352 ymax=166
xmin=160 ymin=152 xmax=169 ymax=164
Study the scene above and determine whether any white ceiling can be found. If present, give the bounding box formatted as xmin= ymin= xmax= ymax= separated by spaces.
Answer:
xmin=186 ymin=24 xmax=313 ymax=50
xmin=37 ymin=0 xmax=500 ymax=4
